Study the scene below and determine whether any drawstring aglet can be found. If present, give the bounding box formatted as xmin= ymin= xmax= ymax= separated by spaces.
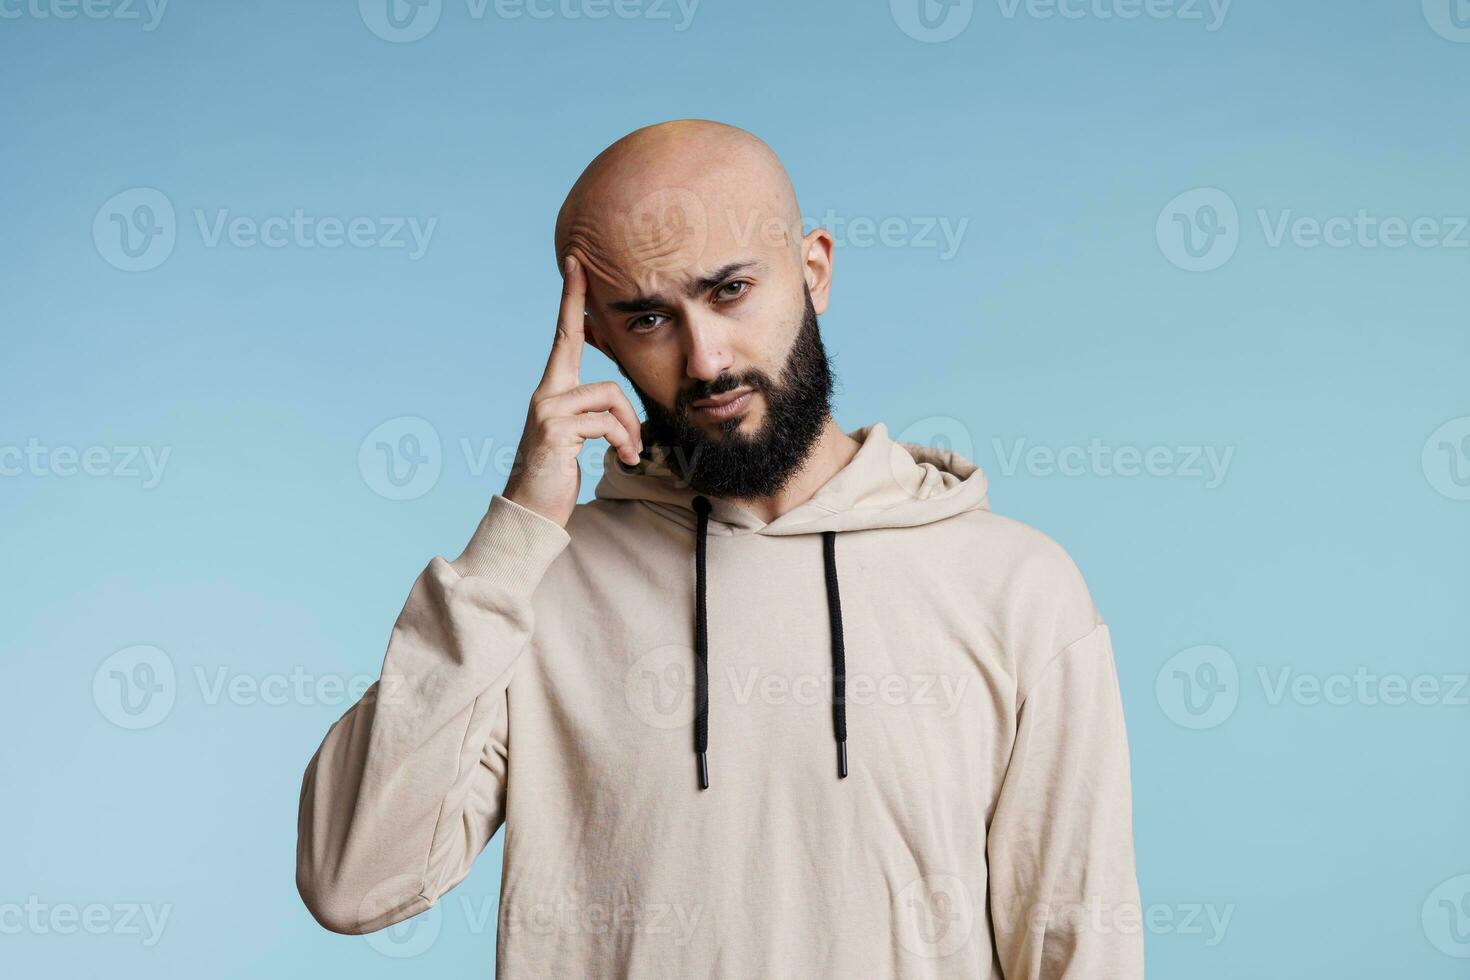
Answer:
xmin=697 ymin=751 xmax=709 ymax=790
xmin=837 ymin=741 xmax=848 ymax=779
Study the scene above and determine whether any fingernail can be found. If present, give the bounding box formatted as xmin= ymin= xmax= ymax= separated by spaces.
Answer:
xmin=563 ymin=255 xmax=577 ymax=275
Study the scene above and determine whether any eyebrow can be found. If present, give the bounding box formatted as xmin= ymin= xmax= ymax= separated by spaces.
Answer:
xmin=605 ymin=260 xmax=759 ymax=314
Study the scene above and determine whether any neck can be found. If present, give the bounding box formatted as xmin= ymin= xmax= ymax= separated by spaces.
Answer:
xmin=725 ymin=417 xmax=861 ymax=524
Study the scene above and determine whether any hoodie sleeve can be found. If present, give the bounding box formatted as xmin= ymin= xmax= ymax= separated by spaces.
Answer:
xmin=295 ymin=494 xmax=570 ymax=935
xmin=987 ymin=624 xmax=1145 ymax=979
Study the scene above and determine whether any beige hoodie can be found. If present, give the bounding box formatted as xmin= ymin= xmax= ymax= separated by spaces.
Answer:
xmin=296 ymin=421 xmax=1144 ymax=979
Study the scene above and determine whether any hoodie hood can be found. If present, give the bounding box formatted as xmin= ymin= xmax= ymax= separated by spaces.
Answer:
xmin=595 ymin=420 xmax=991 ymax=789
xmin=594 ymin=421 xmax=990 ymax=535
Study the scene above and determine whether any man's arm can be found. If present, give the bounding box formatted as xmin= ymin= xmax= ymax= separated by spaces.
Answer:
xmin=987 ymin=624 xmax=1145 ymax=979
xmin=295 ymin=494 xmax=569 ymax=934
xmin=296 ymin=252 xmax=642 ymax=934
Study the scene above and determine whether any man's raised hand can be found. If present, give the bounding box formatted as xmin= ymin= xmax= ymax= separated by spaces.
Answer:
xmin=502 ymin=255 xmax=644 ymax=528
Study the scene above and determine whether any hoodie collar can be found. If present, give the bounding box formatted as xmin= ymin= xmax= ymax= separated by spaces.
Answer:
xmin=594 ymin=421 xmax=990 ymax=537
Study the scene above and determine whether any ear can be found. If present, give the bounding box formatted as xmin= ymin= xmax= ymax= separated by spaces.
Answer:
xmin=800 ymin=227 xmax=835 ymax=315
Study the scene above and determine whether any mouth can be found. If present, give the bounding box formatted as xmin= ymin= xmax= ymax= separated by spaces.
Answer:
xmin=690 ymin=387 xmax=756 ymax=421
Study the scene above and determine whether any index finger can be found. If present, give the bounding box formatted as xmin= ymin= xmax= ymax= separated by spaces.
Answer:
xmin=540 ymin=253 xmax=588 ymax=392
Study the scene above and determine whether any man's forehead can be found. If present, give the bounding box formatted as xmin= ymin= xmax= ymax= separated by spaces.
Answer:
xmin=572 ymin=197 xmax=796 ymax=303
xmin=614 ymin=187 xmax=790 ymax=259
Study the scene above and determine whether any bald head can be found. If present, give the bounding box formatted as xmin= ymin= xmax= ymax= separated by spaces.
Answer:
xmin=555 ymin=119 xmax=805 ymax=299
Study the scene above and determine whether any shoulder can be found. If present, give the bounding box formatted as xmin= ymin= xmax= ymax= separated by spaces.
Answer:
xmin=949 ymin=509 xmax=1096 ymax=604
xmin=949 ymin=509 xmax=1105 ymax=694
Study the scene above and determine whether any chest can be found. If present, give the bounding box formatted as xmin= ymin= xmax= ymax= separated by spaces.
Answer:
xmin=518 ymin=530 xmax=1015 ymax=812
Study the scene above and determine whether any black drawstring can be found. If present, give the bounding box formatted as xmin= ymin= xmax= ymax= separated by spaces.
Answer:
xmin=822 ymin=530 xmax=849 ymax=779
xmin=689 ymin=494 xmax=849 ymax=788
xmin=691 ymin=495 xmax=712 ymax=790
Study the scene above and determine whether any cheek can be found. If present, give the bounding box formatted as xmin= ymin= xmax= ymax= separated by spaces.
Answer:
xmin=617 ymin=346 xmax=684 ymax=406
xmin=738 ymin=295 xmax=800 ymax=367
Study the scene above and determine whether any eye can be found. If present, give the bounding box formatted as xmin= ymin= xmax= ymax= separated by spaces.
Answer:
xmin=627 ymin=313 xmax=668 ymax=334
xmin=714 ymin=280 xmax=751 ymax=303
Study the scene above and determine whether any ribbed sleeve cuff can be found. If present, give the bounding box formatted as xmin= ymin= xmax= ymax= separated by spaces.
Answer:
xmin=450 ymin=494 xmax=571 ymax=594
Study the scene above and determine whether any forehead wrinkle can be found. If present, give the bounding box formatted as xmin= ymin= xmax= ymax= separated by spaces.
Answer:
xmin=559 ymin=218 xmax=635 ymax=296
xmin=561 ymin=199 xmax=706 ymax=302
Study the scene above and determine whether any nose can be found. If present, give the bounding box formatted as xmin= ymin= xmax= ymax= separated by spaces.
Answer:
xmin=682 ymin=312 xmax=734 ymax=384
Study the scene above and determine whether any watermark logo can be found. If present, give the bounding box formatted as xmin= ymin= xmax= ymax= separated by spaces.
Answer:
xmin=93 ymin=188 xmax=176 ymax=273
xmin=624 ymin=644 xmax=699 ymax=730
xmin=1423 ymin=0 xmax=1470 ymax=42
xmin=94 ymin=645 xmax=392 ymax=729
xmin=93 ymin=190 xmax=437 ymax=270
xmin=1156 ymin=188 xmax=1239 ymax=272
xmin=359 ymin=0 xmax=442 ymax=41
xmin=1160 ymin=189 xmax=1469 ymax=271
xmin=361 ymin=875 xmax=443 ymax=957
xmin=93 ymin=645 xmax=176 ymax=730
xmin=1422 ymin=416 xmax=1470 ymax=501
xmin=352 ymin=418 xmax=641 ymax=496
xmin=893 ymin=416 xmax=977 ymax=500
xmin=1155 ymin=644 xmax=1238 ymax=729
xmin=895 ymin=873 xmax=975 ymax=958
xmin=621 ymin=186 xmax=710 ymax=280
xmin=1423 ymin=874 xmax=1470 ymax=958
xmin=890 ymin=0 xmax=974 ymax=42
xmin=360 ymin=416 xmax=443 ymax=501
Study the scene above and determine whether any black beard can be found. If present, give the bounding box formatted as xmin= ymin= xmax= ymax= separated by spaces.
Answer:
xmin=623 ymin=287 xmax=835 ymax=499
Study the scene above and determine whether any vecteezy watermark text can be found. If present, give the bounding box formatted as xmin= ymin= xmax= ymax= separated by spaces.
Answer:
xmin=0 ymin=440 xmax=170 ymax=489
xmin=92 ymin=644 xmax=403 ymax=730
xmin=358 ymin=0 xmax=700 ymax=43
xmin=992 ymin=437 xmax=1234 ymax=488
xmin=93 ymin=188 xmax=437 ymax=272
xmin=1157 ymin=644 xmax=1470 ymax=729
xmin=0 ymin=0 xmax=167 ymax=29
xmin=890 ymin=0 xmax=1229 ymax=44
xmin=1157 ymin=188 xmax=1469 ymax=272
xmin=0 ymin=898 xmax=172 ymax=947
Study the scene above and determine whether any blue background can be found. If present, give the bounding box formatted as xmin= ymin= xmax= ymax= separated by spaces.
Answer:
xmin=3 ymin=0 xmax=1468 ymax=976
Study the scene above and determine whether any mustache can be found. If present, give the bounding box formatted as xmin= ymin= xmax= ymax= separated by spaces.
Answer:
xmin=678 ymin=372 xmax=772 ymax=411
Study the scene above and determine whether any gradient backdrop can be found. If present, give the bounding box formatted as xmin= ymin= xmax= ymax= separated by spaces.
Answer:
xmin=3 ymin=0 xmax=1468 ymax=976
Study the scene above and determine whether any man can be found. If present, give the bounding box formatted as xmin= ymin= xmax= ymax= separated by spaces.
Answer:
xmin=296 ymin=119 xmax=1144 ymax=978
